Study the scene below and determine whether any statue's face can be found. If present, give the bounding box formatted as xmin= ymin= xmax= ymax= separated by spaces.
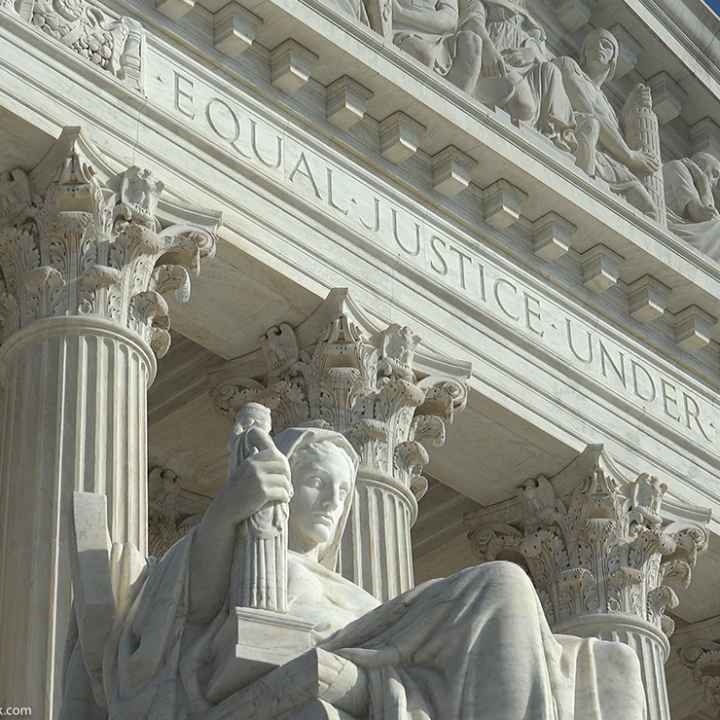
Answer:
xmin=288 ymin=443 xmax=353 ymax=552
xmin=584 ymin=33 xmax=616 ymax=70
xmin=697 ymin=155 xmax=720 ymax=187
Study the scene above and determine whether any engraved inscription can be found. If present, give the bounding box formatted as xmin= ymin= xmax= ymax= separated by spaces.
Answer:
xmin=160 ymin=65 xmax=720 ymax=450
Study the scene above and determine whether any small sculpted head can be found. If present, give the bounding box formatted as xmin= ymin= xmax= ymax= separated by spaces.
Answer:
xmin=580 ymin=28 xmax=619 ymax=82
xmin=693 ymin=152 xmax=720 ymax=188
xmin=285 ymin=436 xmax=357 ymax=561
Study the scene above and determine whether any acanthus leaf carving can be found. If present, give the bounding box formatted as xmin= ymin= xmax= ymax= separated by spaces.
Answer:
xmin=211 ymin=296 xmax=469 ymax=495
xmin=466 ymin=445 xmax=710 ymax=637
xmin=0 ymin=135 xmax=218 ymax=359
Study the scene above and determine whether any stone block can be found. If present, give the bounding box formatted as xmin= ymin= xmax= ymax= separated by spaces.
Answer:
xmin=156 ymin=0 xmax=194 ymax=20
xmin=271 ymin=40 xmax=318 ymax=95
xmin=648 ymin=72 xmax=685 ymax=125
xmin=483 ymin=179 xmax=527 ymax=229
xmin=627 ymin=275 xmax=670 ymax=323
xmin=326 ymin=76 xmax=373 ymax=130
xmin=214 ymin=2 xmax=262 ymax=58
xmin=380 ymin=112 xmax=425 ymax=163
xmin=610 ymin=24 xmax=643 ymax=80
xmin=580 ymin=244 xmax=623 ymax=293
xmin=532 ymin=212 xmax=575 ymax=261
xmin=555 ymin=0 xmax=592 ymax=32
xmin=674 ymin=306 xmax=716 ymax=351
xmin=690 ymin=118 xmax=720 ymax=158
xmin=432 ymin=146 xmax=474 ymax=196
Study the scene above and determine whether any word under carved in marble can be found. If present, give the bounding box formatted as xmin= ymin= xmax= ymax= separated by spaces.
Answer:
xmin=212 ymin=317 xmax=467 ymax=499
xmin=326 ymin=2 xmax=665 ymax=223
xmin=1 ymin=0 xmax=145 ymax=92
xmin=64 ymin=409 xmax=649 ymax=719
xmin=0 ymin=148 xmax=216 ymax=358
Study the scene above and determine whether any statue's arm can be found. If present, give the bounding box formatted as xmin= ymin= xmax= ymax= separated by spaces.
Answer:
xmin=188 ymin=428 xmax=292 ymax=624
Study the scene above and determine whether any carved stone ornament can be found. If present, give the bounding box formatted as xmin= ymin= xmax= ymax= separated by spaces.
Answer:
xmin=210 ymin=290 xmax=469 ymax=501
xmin=0 ymin=127 xmax=218 ymax=359
xmin=466 ymin=445 xmax=710 ymax=637
xmin=1 ymin=0 xmax=146 ymax=92
xmin=147 ymin=465 xmax=207 ymax=556
xmin=673 ymin=617 xmax=720 ymax=717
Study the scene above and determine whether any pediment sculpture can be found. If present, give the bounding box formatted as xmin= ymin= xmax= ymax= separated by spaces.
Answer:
xmin=62 ymin=402 xmax=648 ymax=719
xmin=663 ymin=152 xmax=720 ymax=261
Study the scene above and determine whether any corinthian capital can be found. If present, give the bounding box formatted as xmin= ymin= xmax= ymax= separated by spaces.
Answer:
xmin=466 ymin=445 xmax=710 ymax=637
xmin=0 ymin=127 xmax=219 ymax=358
xmin=210 ymin=288 xmax=469 ymax=496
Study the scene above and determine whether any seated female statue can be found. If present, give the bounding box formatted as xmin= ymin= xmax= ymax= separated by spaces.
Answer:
xmin=62 ymin=421 xmax=647 ymax=720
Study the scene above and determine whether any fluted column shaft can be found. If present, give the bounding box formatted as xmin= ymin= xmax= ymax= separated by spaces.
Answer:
xmin=0 ymin=317 xmax=154 ymax=716
xmin=339 ymin=471 xmax=416 ymax=600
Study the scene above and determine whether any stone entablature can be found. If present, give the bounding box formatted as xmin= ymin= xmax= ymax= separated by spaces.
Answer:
xmin=7 ymin=0 xmax=720 ymax=367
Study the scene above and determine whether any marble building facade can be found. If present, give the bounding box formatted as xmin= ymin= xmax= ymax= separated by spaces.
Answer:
xmin=1 ymin=0 xmax=720 ymax=717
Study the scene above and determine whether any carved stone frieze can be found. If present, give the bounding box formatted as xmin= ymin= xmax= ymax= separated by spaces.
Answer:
xmin=2 ymin=0 xmax=145 ymax=92
xmin=0 ymin=132 xmax=217 ymax=359
xmin=465 ymin=445 xmax=709 ymax=636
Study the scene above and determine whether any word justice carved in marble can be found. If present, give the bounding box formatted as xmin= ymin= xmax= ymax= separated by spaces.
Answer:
xmin=63 ymin=405 xmax=648 ymax=719
xmin=162 ymin=65 xmax=720 ymax=453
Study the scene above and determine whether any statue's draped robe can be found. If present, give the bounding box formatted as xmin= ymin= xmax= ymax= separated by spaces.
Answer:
xmin=664 ymin=158 xmax=720 ymax=260
xmin=463 ymin=0 xmax=574 ymax=139
xmin=554 ymin=56 xmax=652 ymax=212
xmin=80 ymin=533 xmax=647 ymax=720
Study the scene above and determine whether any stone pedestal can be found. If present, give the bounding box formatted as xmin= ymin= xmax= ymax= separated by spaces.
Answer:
xmin=0 ymin=128 xmax=217 ymax=717
xmin=466 ymin=445 xmax=710 ymax=720
xmin=212 ymin=289 xmax=469 ymax=601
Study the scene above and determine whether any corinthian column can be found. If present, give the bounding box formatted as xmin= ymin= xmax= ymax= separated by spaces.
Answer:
xmin=465 ymin=446 xmax=710 ymax=720
xmin=0 ymin=128 xmax=217 ymax=717
xmin=211 ymin=289 xmax=469 ymax=601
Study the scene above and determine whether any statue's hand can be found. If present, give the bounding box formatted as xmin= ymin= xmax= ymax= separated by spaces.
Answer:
xmin=628 ymin=149 xmax=659 ymax=176
xmin=481 ymin=44 xmax=507 ymax=78
xmin=687 ymin=199 xmax=719 ymax=223
xmin=215 ymin=428 xmax=292 ymax=527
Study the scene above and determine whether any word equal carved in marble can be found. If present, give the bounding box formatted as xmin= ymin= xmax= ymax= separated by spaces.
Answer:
xmin=64 ymin=414 xmax=648 ymax=719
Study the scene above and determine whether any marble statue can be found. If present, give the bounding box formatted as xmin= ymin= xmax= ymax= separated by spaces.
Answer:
xmin=451 ymin=0 xmax=575 ymax=146
xmin=554 ymin=28 xmax=659 ymax=215
xmin=664 ymin=152 xmax=720 ymax=259
xmin=62 ymin=407 xmax=648 ymax=719
xmin=324 ymin=0 xmax=370 ymax=25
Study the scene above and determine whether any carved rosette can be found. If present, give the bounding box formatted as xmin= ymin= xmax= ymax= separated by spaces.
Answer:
xmin=212 ymin=317 xmax=466 ymax=499
xmin=0 ymin=146 xmax=216 ymax=360
xmin=466 ymin=446 xmax=709 ymax=637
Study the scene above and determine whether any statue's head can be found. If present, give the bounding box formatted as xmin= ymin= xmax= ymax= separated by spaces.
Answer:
xmin=273 ymin=427 xmax=359 ymax=570
xmin=692 ymin=152 xmax=720 ymax=188
xmin=580 ymin=28 xmax=619 ymax=81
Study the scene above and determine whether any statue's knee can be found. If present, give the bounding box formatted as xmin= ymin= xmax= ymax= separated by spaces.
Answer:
xmin=456 ymin=30 xmax=483 ymax=69
xmin=475 ymin=560 xmax=534 ymax=594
